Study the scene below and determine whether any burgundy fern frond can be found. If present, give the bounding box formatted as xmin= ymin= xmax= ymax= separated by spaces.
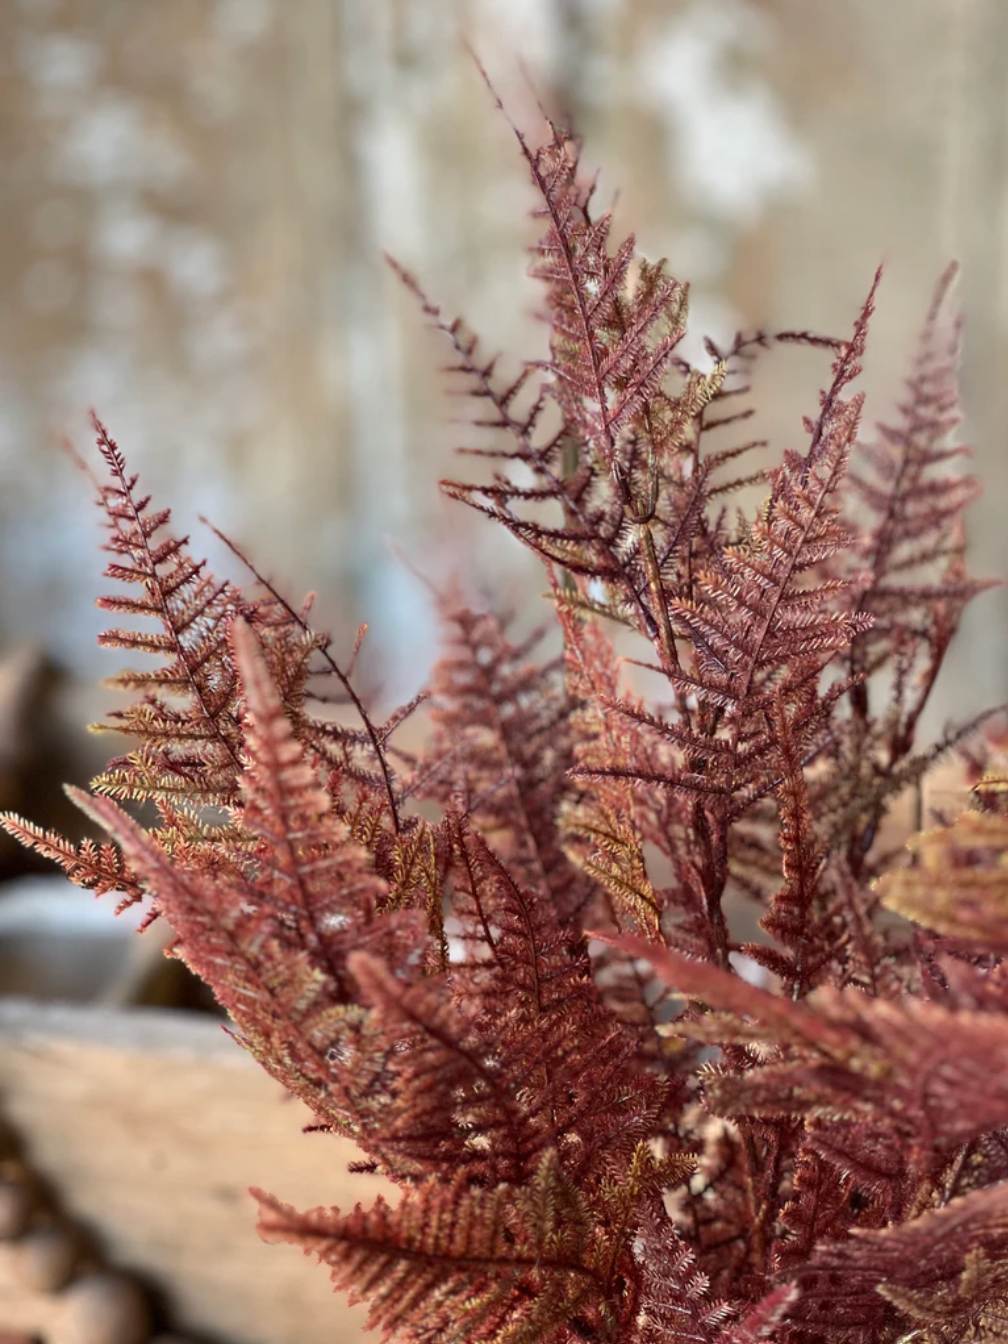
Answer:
xmin=422 ymin=599 xmax=594 ymax=928
xmin=668 ymin=278 xmax=877 ymax=731
xmin=756 ymin=694 xmax=829 ymax=994
xmin=850 ymin=263 xmax=980 ymax=630
xmin=254 ymin=1153 xmax=607 ymax=1344
xmin=823 ymin=265 xmax=1000 ymax=879
xmin=630 ymin=1202 xmax=736 ymax=1344
xmin=0 ymin=814 xmax=143 ymax=908
xmin=66 ymin=621 xmax=426 ymax=1143
xmin=198 ymin=514 xmax=409 ymax=835
xmin=88 ymin=415 xmax=247 ymax=811
xmin=519 ymin=120 xmax=691 ymax=479
xmin=792 ymin=1180 xmax=1008 ymax=1337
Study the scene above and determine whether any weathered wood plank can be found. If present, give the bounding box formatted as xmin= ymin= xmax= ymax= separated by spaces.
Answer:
xmin=0 ymin=1002 xmax=374 ymax=1344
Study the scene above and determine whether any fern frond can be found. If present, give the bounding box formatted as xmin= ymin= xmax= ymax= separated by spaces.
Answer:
xmin=757 ymin=694 xmax=828 ymax=991
xmin=88 ymin=416 xmax=246 ymax=811
xmin=446 ymin=824 xmax=671 ymax=1182
xmin=630 ymin=1201 xmax=737 ymax=1344
xmin=792 ymin=1182 xmax=1008 ymax=1337
xmin=670 ymin=281 xmax=878 ymax=727
xmin=0 ymin=812 xmax=142 ymax=908
xmin=830 ymin=265 xmax=996 ymax=875
xmin=255 ymin=1153 xmax=606 ymax=1344
xmin=562 ymin=798 xmax=661 ymax=932
xmin=850 ymin=263 xmax=979 ymax=628
xmin=422 ymin=600 xmax=593 ymax=929
xmin=199 ymin=515 xmax=408 ymax=835
xmin=615 ymin=932 xmax=1008 ymax=1156
xmin=878 ymin=806 xmax=1008 ymax=951
xmin=66 ymin=622 xmax=425 ymax=1147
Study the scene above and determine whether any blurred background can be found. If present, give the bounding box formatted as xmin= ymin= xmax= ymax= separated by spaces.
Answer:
xmin=1 ymin=0 xmax=1007 ymax=785
xmin=0 ymin=0 xmax=1005 ymax=919
xmin=1 ymin=2 xmax=1007 ymax=1336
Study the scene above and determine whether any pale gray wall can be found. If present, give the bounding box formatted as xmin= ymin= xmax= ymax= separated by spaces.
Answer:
xmin=1 ymin=0 xmax=1005 ymax=725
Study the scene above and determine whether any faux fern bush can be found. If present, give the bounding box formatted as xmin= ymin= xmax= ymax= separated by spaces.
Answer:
xmin=7 ymin=86 xmax=1008 ymax=1344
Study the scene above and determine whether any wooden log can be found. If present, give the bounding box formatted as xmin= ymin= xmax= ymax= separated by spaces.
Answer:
xmin=0 ymin=1001 xmax=375 ymax=1344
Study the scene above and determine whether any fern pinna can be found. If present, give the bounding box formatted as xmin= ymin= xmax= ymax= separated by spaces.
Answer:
xmin=6 ymin=88 xmax=1008 ymax=1344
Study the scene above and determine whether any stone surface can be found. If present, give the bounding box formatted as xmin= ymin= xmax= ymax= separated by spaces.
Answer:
xmin=0 ymin=1179 xmax=35 ymax=1242
xmin=16 ymin=1225 xmax=79 ymax=1294
xmin=55 ymin=1274 xmax=151 ymax=1344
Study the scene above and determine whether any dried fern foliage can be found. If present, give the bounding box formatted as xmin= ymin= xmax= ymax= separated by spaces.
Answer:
xmin=8 ymin=92 xmax=1008 ymax=1344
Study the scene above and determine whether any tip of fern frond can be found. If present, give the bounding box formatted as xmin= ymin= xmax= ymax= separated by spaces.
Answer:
xmin=860 ymin=265 xmax=884 ymax=323
xmin=928 ymin=259 xmax=962 ymax=324
xmin=251 ymin=1188 xmax=308 ymax=1246
xmin=586 ymin=928 xmax=656 ymax=952
xmin=383 ymin=252 xmax=414 ymax=287
xmin=0 ymin=810 xmax=30 ymax=840
xmin=89 ymin=410 xmax=116 ymax=450
xmin=460 ymin=39 xmax=502 ymax=110
xmin=59 ymin=433 xmax=94 ymax=480
xmin=63 ymin=783 xmax=131 ymax=841
xmin=227 ymin=612 xmax=255 ymax=650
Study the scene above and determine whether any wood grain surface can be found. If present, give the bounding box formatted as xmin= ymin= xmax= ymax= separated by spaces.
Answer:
xmin=0 ymin=1001 xmax=378 ymax=1344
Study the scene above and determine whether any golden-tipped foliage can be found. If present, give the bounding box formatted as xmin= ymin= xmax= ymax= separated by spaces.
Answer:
xmin=878 ymin=791 xmax=1008 ymax=951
